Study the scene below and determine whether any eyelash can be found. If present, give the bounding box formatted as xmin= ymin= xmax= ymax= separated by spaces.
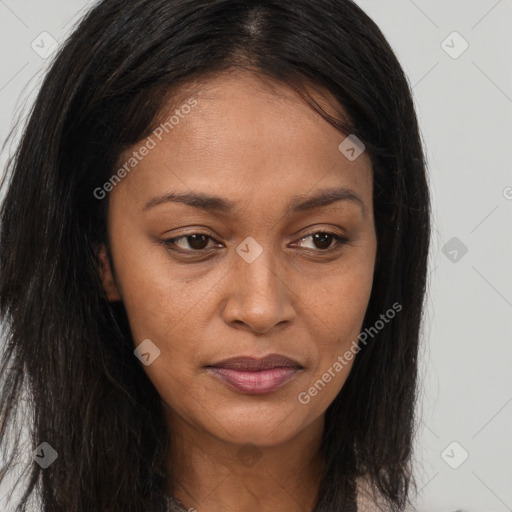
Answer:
xmin=161 ymin=230 xmax=349 ymax=255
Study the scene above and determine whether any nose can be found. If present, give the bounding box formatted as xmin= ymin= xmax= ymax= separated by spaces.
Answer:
xmin=220 ymin=245 xmax=296 ymax=335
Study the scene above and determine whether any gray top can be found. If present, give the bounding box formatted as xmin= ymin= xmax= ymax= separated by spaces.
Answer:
xmin=166 ymin=496 xmax=188 ymax=511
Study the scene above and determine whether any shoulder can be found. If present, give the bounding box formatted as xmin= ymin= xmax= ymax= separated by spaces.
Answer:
xmin=355 ymin=475 xmax=387 ymax=511
xmin=355 ymin=476 xmax=416 ymax=512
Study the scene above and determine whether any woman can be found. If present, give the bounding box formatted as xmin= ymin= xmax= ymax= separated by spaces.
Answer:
xmin=0 ymin=0 xmax=430 ymax=511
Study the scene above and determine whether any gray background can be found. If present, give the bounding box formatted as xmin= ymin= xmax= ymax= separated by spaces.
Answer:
xmin=1 ymin=1 xmax=511 ymax=510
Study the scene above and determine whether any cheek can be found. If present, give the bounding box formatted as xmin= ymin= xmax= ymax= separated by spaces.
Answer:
xmin=115 ymin=271 xmax=219 ymax=392
xmin=303 ymin=253 xmax=375 ymax=342
xmin=107 ymin=223 xmax=209 ymax=345
xmin=297 ymin=249 xmax=375 ymax=401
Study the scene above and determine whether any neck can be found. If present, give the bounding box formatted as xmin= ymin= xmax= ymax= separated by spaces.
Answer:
xmin=164 ymin=407 xmax=325 ymax=512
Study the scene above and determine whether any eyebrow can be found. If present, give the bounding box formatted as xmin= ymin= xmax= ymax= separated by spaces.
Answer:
xmin=142 ymin=187 xmax=367 ymax=217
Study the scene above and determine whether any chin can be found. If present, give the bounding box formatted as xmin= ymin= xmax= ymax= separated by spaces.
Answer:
xmin=214 ymin=414 xmax=305 ymax=448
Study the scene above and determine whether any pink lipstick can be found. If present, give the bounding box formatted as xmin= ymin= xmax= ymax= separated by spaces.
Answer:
xmin=205 ymin=354 xmax=303 ymax=395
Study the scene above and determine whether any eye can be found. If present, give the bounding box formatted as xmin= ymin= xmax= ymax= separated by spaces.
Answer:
xmin=162 ymin=233 xmax=221 ymax=252
xmin=161 ymin=229 xmax=348 ymax=255
xmin=292 ymin=231 xmax=348 ymax=252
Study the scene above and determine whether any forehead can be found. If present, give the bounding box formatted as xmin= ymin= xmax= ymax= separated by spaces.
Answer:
xmin=156 ymin=69 xmax=348 ymax=153
xmin=113 ymin=69 xmax=373 ymax=214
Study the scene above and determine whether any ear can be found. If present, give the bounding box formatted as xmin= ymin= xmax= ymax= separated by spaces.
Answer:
xmin=97 ymin=244 xmax=122 ymax=301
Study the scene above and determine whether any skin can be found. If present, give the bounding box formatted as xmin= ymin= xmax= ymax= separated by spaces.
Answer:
xmin=99 ymin=68 xmax=377 ymax=512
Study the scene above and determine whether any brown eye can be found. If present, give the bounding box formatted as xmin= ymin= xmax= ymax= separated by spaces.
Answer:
xmin=295 ymin=231 xmax=348 ymax=251
xmin=162 ymin=230 xmax=348 ymax=255
xmin=163 ymin=233 xmax=219 ymax=252
xmin=312 ymin=233 xmax=334 ymax=250
xmin=183 ymin=234 xmax=210 ymax=250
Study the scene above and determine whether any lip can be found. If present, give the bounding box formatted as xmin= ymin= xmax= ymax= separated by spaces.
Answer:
xmin=205 ymin=354 xmax=303 ymax=395
xmin=208 ymin=354 xmax=303 ymax=371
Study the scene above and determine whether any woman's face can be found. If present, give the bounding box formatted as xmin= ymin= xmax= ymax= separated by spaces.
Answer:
xmin=100 ymin=70 xmax=377 ymax=448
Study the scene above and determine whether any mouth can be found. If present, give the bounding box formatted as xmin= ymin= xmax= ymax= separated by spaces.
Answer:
xmin=205 ymin=354 xmax=303 ymax=395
